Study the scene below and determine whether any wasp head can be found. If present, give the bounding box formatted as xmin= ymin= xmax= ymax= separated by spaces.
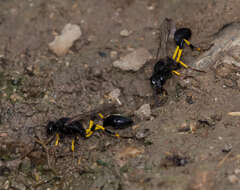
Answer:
xmin=46 ymin=121 xmax=58 ymax=135
xmin=150 ymin=73 xmax=166 ymax=94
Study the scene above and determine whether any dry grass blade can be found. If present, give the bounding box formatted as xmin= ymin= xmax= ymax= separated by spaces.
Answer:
xmin=228 ymin=112 xmax=240 ymax=116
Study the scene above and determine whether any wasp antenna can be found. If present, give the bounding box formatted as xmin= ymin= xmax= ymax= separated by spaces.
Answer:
xmin=178 ymin=60 xmax=189 ymax=68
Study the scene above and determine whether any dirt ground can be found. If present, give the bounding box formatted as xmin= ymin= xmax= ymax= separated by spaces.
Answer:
xmin=0 ymin=0 xmax=240 ymax=189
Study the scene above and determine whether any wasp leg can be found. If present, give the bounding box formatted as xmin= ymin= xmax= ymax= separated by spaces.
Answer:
xmin=176 ymin=48 xmax=183 ymax=63
xmin=55 ymin=133 xmax=60 ymax=146
xmin=71 ymin=139 xmax=75 ymax=152
xmin=95 ymin=124 xmax=120 ymax=138
xmin=172 ymin=46 xmax=179 ymax=60
xmin=178 ymin=60 xmax=189 ymax=68
xmin=176 ymin=49 xmax=190 ymax=68
xmin=184 ymin=39 xmax=201 ymax=51
xmin=172 ymin=70 xmax=181 ymax=76
xmin=85 ymin=120 xmax=95 ymax=138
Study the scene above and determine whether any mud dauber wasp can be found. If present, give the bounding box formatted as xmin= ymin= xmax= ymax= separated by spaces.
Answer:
xmin=150 ymin=19 xmax=202 ymax=95
xmin=46 ymin=104 xmax=133 ymax=152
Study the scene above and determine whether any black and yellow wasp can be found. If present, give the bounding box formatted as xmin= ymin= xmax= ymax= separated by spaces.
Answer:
xmin=150 ymin=24 xmax=201 ymax=95
xmin=46 ymin=112 xmax=133 ymax=152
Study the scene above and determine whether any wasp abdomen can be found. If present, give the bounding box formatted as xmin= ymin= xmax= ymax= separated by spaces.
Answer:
xmin=103 ymin=115 xmax=133 ymax=129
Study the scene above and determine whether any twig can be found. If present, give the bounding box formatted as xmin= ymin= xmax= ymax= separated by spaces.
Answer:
xmin=33 ymin=176 xmax=61 ymax=189
xmin=32 ymin=136 xmax=55 ymax=172
xmin=217 ymin=152 xmax=231 ymax=167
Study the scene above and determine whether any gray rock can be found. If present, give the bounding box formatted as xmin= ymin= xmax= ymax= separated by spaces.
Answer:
xmin=135 ymin=104 xmax=151 ymax=120
xmin=194 ymin=23 xmax=240 ymax=69
xmin=49 ymin=23 xmax=82 ymax=56
xmin=113 ymin=48 xmax=152 ymax=71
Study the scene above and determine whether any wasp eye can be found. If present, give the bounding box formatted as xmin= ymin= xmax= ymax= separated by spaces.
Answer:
xmin=151 ymin=80 xmax=156 ymax=85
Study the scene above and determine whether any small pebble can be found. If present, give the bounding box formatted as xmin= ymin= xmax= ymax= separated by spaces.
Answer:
xmin=147 ymin=5 xmax=155 ymax=10
xmin=120 ymin=29 xmax=131 ymax=37
xmin=222 ymin=144 xmax=232 ymax=153
xmin=65 ymin=62 xmax=70 ymax=67
xmin=136 ymin=129 xmax=150 ymax=139
xmin=228 ymin=175 xmax=239 ymax=184
xmin=110 ymin=51 xmax=118 ymax=60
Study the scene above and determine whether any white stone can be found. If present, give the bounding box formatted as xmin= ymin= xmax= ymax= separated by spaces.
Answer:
xmin=120 ymin=29 xmax=131 ymax=37
xmin=49 ymin=23 xmax=82 ymax=56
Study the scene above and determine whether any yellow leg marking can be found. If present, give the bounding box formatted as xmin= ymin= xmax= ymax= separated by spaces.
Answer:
xmin=95 ymin=124 xmax=120 ymax=138
xmin=176 ymin=49 xmax=183 ymax=62
xmin=184 ymin=39 xmax=201 ymax=51
xmin=172 ymin=46 xmax=179 ymax=60
xmin=172 ymin=70 xmax=181 ymax=76
xmin=184 ymin=39 xmax=190 ymax=46
xmin=95 ymin=124 xmax=105 ymax=131
xmin=86 ymin=131 xmax=93 ymax=138
xmin=179 ymin=60 xmax=189 ymax=68
xmin=55 ymin=133 xmax=60 ymax=146
xmin=71 ymin=139 xmax=75 ymax=152
xmin=86 ymin=120 xmax=94 ymax=138
xmin=86 ymin=120 xmax=94 ymax=133
xmin=98 ymin=113 xmax=104 ymax=119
